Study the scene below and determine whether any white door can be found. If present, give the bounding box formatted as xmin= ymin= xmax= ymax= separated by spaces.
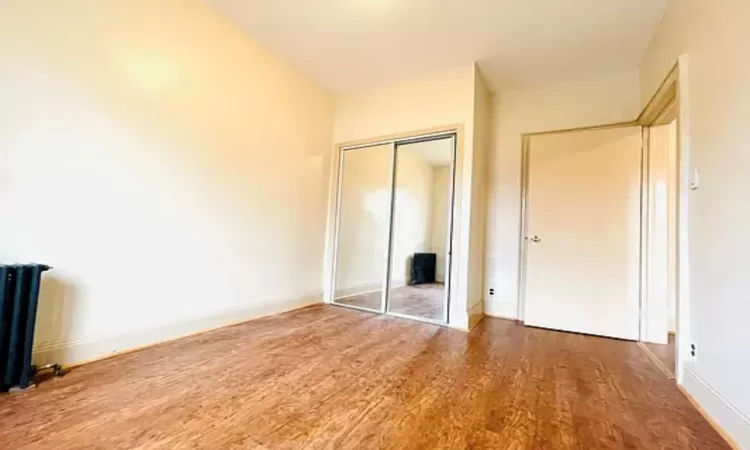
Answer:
xmin=524 ymin=126 xmax=642 ymax=340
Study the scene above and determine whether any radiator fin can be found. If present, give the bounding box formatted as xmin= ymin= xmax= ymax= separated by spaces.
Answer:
xmin=0 ymin=264 xmax=50 ymax=392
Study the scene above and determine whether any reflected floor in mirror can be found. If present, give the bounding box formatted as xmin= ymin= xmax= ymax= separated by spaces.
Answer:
xmin=335 ymin=283 xmax=445 ymax=320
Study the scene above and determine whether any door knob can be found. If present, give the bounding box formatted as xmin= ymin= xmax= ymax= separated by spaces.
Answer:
xmin=528 ymin=235 xmax=541 ymax=243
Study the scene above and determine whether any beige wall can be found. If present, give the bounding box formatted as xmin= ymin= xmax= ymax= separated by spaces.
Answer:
xmin=641 ymin=1 xmax=750 ymax=443
xmin=0 ymin=0 xmax=333 ymax=365
xmin=429 ymin=166 xmax=451 ymax=283
xmin=484 ymin=70 xmax=641 ymax=318
xmin=468 ymin=71 xmax=492 ymax=315
xmin=332 ymin=66 xmax=475 ymax=144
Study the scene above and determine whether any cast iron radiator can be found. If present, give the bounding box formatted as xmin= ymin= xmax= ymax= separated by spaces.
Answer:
xmin=0 ymin=264 xmax=55 ymax=392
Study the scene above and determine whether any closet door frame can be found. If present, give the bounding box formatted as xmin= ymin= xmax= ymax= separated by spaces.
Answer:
xmin=329 ymin=130 xmax=458 ymax=326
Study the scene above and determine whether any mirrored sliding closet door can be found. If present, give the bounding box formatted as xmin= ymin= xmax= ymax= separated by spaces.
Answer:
xmin=332 ymin=134 xmax=456 ymax=325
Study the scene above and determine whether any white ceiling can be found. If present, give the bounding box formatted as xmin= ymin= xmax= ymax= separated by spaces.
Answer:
xmin=206 ymin=0 xmax=668 ymax=93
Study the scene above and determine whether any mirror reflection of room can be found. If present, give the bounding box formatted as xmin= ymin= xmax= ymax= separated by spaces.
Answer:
xmin=388 ymin=138 xmax=453 ymax=321
xmin=333 ymin=144 xmax=392 ymax=311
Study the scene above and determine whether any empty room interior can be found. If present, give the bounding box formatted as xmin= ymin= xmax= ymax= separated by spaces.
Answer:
xmin=1 ymin=0 xmax=748 ymax=449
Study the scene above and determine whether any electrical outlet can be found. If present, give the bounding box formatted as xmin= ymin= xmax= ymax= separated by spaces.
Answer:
xmin=690 ymin=343 xmax=697 ymax=359
xmin=488 ymin=288 xmax=495 ymax=296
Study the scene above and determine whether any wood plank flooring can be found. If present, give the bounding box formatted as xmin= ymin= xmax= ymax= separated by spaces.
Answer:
xmin=0 ymin=306 xmax=729 ymax=449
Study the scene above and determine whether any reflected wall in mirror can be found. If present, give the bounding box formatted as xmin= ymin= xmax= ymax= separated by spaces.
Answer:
xmin=388 ymin=137 xmax=454 ymax=321
xmin=333 ymin=144 xmax=393 ymax=312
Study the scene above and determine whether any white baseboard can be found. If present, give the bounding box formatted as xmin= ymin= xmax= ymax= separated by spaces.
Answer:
xmin=448 ymin=307 xmax=469 ymax=332
xmin=484 ymin=300 xmax=519 ymax=320
xmin=682 ymin=367 xmax=750 ymax=449
xmin=33 ymin=292 xmax=323 ymax=368
xmin=468 ymin=301 xmax=484 ymax=330
xmin=447 ymin=301 xmax=484 ymax=332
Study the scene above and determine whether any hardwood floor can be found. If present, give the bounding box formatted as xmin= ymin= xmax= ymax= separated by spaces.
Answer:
xmin=0 ymin=306 xmax=729 ymax=449
xmin=335 ymin=283 xmax=445 ymax=320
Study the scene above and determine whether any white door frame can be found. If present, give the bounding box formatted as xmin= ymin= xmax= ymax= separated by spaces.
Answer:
xmin=516 ymin=56 xmax=690 ymax=384
xmin=636 ymin=57 xmax=690 ymax=384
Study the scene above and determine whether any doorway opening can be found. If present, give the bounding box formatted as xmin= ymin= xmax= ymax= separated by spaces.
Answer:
xmin=516 ymin=64 xmax=686 ymax=382
xmin=640 ymin=97 xmax=680 ymax=378
xmin=330 ymin=132 xmax=458 ymax=325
